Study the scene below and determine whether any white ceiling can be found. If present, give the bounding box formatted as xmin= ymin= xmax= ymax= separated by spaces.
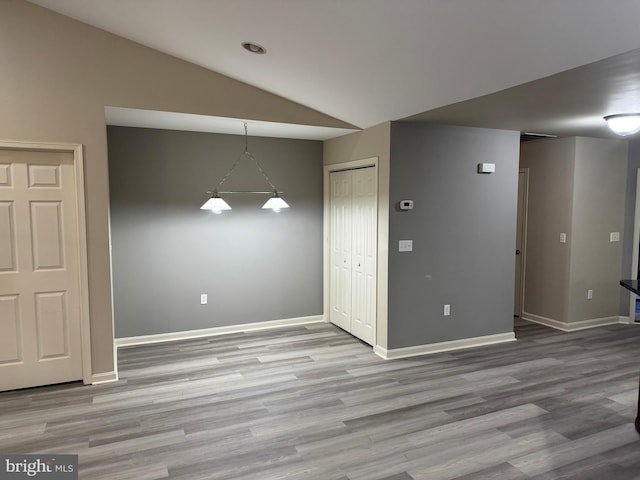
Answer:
xmin=104 ymin=107 xmax=358 ymax=141
xmin=29 ymin=0 xmax=640 ymax=138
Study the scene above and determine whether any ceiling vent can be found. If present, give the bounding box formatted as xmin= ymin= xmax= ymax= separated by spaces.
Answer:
xmin=520 ymin=132 xmax=557 ymax=143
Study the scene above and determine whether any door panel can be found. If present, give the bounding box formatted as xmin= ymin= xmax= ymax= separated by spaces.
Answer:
xmin=329 ymin=166 xmax=377 ymax=346
xmin=28 ymin=163 xmax=60 ymax=188
xmin=0 ymin=201 xmax=17 ymax=271
xmin=350 ymin=167 xmax=377 ymax=345
xmin=31 ymin=202 xmax=65 ymax=270
xmin=0 ymin=149 xmax=83 ymax=391
xmin=329 ymin=170 xmax=352 ymax=331
xmin=0 ymin=295 xmax=21 ymax=364
xmin=0 ymin=164 xmax=11 ymax=186
xmin=35 ymin=291 xmax=69 ymax=360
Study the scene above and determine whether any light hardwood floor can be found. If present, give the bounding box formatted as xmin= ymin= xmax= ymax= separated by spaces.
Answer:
xmin=1 ymin=319 xmax=639 ymax=479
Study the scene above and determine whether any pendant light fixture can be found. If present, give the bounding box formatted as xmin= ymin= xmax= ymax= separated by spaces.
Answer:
xmin=604 ymin=114 xmax=640 ymax=136
xmin=200 ymin=122 xmax=290 ymax=213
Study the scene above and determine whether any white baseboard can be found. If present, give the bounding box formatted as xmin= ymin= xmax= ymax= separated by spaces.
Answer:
xmin=521 ymin=312 xmax=625 ymax=332
xmin=115 ymin=315 xmax=325 ymax=348
xmin=373 ymin=332 xmax=516 ymax=360
xmin=617 ymin=315 xmax=640 ymax=325
xmin=90 ymin=371 xmax=119 ymax=385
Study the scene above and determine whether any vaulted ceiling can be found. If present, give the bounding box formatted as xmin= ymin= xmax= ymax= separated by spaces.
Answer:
xmin=28 ymin=0 xmax=640 ymax=139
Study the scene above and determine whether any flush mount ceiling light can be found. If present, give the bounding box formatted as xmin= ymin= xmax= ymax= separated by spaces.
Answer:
xmin=241 ymin=42 xmax=266 ymax=54
xmin=200 ymin=122 xmax=289 ymax=214
xmin=604 ymin=114 xmax=640 ymax=136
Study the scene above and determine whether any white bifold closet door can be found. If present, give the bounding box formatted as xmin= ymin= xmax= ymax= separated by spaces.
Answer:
xmin=329 ymin=167 xmax=377 ymax=345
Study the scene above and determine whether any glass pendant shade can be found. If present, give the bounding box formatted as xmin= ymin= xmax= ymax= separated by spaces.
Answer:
xmin=262 ymin=194 xmax=290 ymax=212
xmin=604 ymin=114 xmax=640 ymax=136
xmin=200 ymin=195 xmax=232 ymax=214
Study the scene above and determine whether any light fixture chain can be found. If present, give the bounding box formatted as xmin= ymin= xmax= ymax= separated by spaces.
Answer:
xmin=209 ymin=121 xmax=278 ymax=193
xmin=214 ymin=154 xmax=243 ymax=191
xmin=242 ymin=121 xmax=277 ymax=190
xmin=245 ymin=152 xmax=277 ymax=191
xmin=244 ymin=122 xmax=249 ymax=153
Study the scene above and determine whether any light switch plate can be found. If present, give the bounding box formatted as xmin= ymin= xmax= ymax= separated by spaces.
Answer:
xmin=610 ymin=232 xmax=620 ymax=242
xmin=477 ymin=163 xmax=496 ymax=174
xmin=399 ymin=240 xmax=413 ymax=252
xmin=560 ymin=233 xmax=567 ymax=244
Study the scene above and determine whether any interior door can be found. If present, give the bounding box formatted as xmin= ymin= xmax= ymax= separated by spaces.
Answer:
xmin=514 ymin=168 xmax=529 ymax=317
xmin=0 ymin=149 xmax=84 ymax=391
xmin=329 ymin=170 xmax=352 ymax=331
xmin=350 ymin=167 xmax=377 ymax=345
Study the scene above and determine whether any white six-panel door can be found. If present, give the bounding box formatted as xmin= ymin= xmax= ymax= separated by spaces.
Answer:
xmin=329 ymin=167 xmax=377 ymax=345
xmin=0 ymin=149 xmax=84 ymax=391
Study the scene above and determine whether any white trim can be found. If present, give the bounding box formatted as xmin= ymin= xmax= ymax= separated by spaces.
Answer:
xmin=324 ymin=157 xmax=379 ymax=347
xmin=0 ymin=140 xmax=93 ymax=385
xmin=373 ymin=332 xmax=516 ymax=360
xmin=627 ymin=168 xmax=640 ymax=323
xmin=115 ymin=315 xmax=325 ymax=347
xmin=617 ymin=315 xmax=640 ymax=325
xmin=515 ymin=167 xmax=529 ymax=317
xmin=91 ymin=371 xmax=119 ymax=384
xmin=617 ymin=315 xmax=637 ymax=325
xmin=521 ymin=312 xmax=625 ymax=331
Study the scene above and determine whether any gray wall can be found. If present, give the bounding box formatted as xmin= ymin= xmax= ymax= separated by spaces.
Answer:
xmin=108 ymin=126 xmax=323 ymax=338
xmin=388 ymin=123 xmax=520 ymax=349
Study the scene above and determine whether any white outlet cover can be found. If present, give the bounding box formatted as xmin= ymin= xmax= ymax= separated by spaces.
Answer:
xmin=610 ymin=232 xmax=620 ymax=242
xmin=399 ymin=240 xmax=413 ymax=252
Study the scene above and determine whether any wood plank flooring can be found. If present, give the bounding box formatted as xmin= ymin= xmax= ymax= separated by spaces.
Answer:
xmin=1 ymin=319 xmax=639 ymax=479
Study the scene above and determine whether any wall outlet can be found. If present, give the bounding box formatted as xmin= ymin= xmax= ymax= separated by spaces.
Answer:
xmin=399 ymin=240 xmax=413 ymax=252
xmin=587 ymin=289 xmax=593 ymax=300
xmin=610 ymin=232 xmax=620 ymax=242
xmin=200 ymin=294 xmax=208 ymax=305
xmin=443 ymin=304 xmax=451 ymax=316
xmin=560 ymin=233 xmax=567 ymax=243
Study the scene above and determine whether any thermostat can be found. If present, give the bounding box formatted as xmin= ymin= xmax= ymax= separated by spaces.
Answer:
xmin=399 ymin=200 xmax=414 ymax=210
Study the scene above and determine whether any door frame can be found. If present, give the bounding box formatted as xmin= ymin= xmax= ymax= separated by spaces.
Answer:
xmin=0 ymin=140 xmax=92 ymax=384
xmin=515 ymin=167 xmax=529 ymax=317
xmin=626 ymin=168 xmax=640 ymax=324
xmin=324 ymin=157 xmax=378 ymax=345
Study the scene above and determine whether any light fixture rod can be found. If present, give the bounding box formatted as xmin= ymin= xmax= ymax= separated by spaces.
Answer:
xmin=215 ymin=191 xmax=284 ymax=195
